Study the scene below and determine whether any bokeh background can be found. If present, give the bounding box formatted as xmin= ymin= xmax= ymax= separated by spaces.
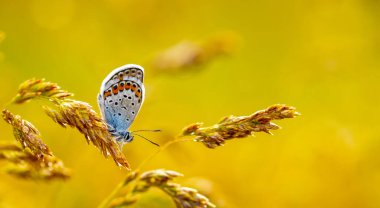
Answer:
xmin=1 ymin=0 xmax=380 ymax=207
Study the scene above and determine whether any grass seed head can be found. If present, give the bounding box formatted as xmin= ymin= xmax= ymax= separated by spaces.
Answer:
xmin=0 ymin=142 xmax=70 ymax=181
xmin=2 ymin=109 xmax=52 ymax=157
xmin=12 ymin=78 xmax=73 ymax=104
xmin=151 ymin=33 xmax=239 ymax=74
xmin=110 ymin=169 xmax=215 ymax=208
xmin=11 ymin=78 xmax=129 ymax=169
xmin=167 ymin=184 xmax=216 ymax=208
xmin=43 ymin=100 xmax=130 ymax=169
xmin=1 ymin=109 xmax=71 ymax=181
xmin=182 ymin=104 xmax=300 ymax=148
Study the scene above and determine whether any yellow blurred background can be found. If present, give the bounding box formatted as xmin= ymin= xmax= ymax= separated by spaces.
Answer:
xmin=1 ymin=0 xmax=380 ymax=207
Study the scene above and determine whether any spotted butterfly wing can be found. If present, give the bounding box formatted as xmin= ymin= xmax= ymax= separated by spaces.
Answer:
xmin=98 ymin=64 xmax=145 ymax=142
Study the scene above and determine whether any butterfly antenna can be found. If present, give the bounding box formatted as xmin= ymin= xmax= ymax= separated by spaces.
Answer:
xmin=134 ymin=133 xmax=160 ymax=147
xmin=132 ymin=129 xmax=161 ymax=133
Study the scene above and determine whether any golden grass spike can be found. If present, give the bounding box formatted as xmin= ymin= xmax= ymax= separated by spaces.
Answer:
xmin=182 ymin=104 xmax=300 ymax=148
xmin=151 ymin=32 xmax=239 ymax=74
xmin=0 ymin=143 xmax=70 ymax=181
xmin=10 ymin=78 xmax=129 ymax=169
xmin=122 ymin=171 xmax=139 ymax=186
xmin=166 ymin=184 xmax=215 ymax=208
xmin=139 ymin=169 xmax=183 ymax=185
xmin=12 ymin=78 xmax=73 ymax=104
xmin=43 ymin=100 xmax=130 ymax=169
xmin=2 ymin=109 xmax=52 ymax=157
xmin=109 ymin=169 xmax=215 ymax=208
xmin=1 ymin=109 xmax=71 ymax=181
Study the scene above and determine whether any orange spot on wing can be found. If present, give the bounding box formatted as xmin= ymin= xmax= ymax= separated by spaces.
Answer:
xmin=131 ymin=84 xmax=136 ymax=92
xmin=118 ymin=83 xmax=124 ymax=91
xmin=104 ymin=91 xmax=112 ymax=99
xmin=125 ymin=82 xmax=131 ymax=90
xmin=112 ymin=85 xmax=118 ymax=95
xmin=135 ymin=88 xmax=142 ymax=97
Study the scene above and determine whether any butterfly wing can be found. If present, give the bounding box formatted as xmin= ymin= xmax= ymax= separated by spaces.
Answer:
xmin=98 ymin=64 xmax=145 ymax=137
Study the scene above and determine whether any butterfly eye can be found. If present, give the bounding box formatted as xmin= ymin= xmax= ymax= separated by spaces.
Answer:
xmin=126 ymin=135 xmax=133 ymax=142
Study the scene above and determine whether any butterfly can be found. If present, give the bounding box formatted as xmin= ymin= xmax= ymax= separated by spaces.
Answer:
xmin=97 ymin=64 xmax=146 ymax=146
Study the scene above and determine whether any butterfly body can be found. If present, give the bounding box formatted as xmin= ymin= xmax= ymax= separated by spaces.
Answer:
xmin=98 ymin=64 xmax=145 ymax=143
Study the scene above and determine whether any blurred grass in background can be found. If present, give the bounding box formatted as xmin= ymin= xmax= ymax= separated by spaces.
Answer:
xmin=1 ymin=0 xmax=380 ymax=207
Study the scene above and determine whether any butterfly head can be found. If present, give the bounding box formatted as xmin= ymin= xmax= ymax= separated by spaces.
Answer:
xmin=114 ymin=131 xmax=134 ymax=143
xmin=122 ymin=131 xmax=134 ymax=143
xmin=114 ymin=129 xmax=160 ymax=147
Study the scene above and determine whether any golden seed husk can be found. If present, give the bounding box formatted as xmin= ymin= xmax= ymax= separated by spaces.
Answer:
xmin=110 ymin=169 xmax=215 ymax=208
xmin=0 ymin=143 xmax=70 ymax=180
xmin=2 ymin=109 xmax=52 ymax=157
xmin=43 ymin=100 xmax=130 ymax=169
xmin=12 ymin=78 xmax=73 ymax=104
xmin=10 ymin=78 xmax=130 ymax=169
xmin=182 ymin=104 xmax=300 ymax=148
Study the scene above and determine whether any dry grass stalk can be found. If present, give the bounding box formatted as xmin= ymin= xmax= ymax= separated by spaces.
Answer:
xmin=182 ymin=104 xmax=300 ymax=148
xmin=151 ymin=33 xmax=239 ymax=74
xmin=12 ymin=78 xmax=73 ymax=104
xmin=0 ymin=142 xmax=70 ymax=180
xmin=43 ymin=100 xmax=130 ymax=169
xmin=2 ymin=109 xmax=51 ymax=157
xmin=109 ymin=169 xmax=215 ymax=208
xmin=1 ymin=109 xmax=70 ymax=180
xmin=10 ymin=78 xmax=129 ymax=169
